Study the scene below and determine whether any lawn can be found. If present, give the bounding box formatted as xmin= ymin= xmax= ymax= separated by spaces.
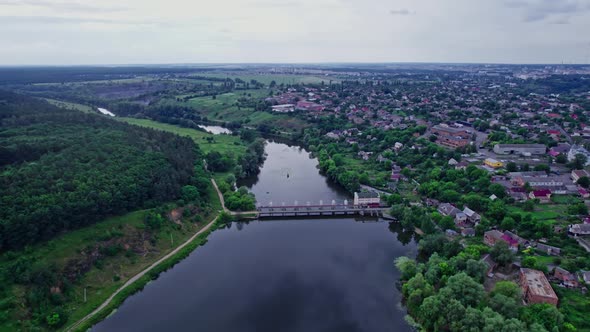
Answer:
xmin=507 ymin=204 xmax=567 ymax=221
xmin=118 ymin=117 xmax=247 ymax=156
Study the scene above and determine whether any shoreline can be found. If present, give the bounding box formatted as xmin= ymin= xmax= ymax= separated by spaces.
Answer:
xmin=66 ymin=208 xmax=222 ymax=331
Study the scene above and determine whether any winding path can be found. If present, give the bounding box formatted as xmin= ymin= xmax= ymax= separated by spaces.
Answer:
xmin=210 ymin=178 xmax=258 ymax=216
xmin=66 ymin=183 xmax=222 ymax=332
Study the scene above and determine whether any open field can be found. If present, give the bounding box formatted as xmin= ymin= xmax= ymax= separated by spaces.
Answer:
xmin=119 ymin=117 xmax=247 ymax=155
xmin=44 ymin=98 xmax=96 ymax=113
xmin=192 ymin=73 xmax=336 ymax=85
xmin=34 ymin=77 xmax=152 ymax=86
xmin=181 ymin=90 xmax=309 ymax=131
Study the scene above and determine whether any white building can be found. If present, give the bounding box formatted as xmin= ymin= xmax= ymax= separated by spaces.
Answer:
xmin=567 ymin=145 xmax=590 ymax=166
xmin=353 ymin=192 xmax=380 ymax=206
xmin=271 ymin=104 xmax=295 ymax=113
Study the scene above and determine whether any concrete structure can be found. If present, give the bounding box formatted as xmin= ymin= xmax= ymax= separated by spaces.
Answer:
xmin=493 ymin=144 xmax=546 ymax=155
xmin=484 ymin=158 xmax=504 ymax=169
xmin=519 ymin=268 xmax=558 ymax=306
xmin=353 ymin=191 xmax=380 ymax=207
xmin=256 ymin=204 xmax=388 ymax=218
xmin=271 ymin=104 xmax=295 ymax=113
xmin=431 ymin=124 xmax=472 ymax=148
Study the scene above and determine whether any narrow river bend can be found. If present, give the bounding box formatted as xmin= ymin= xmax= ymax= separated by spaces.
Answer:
xmin=92 ymin=141 xmax=417 ymax=332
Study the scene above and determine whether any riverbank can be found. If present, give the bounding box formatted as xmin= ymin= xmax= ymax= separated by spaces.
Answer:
xmin=68 ymin=209 xmax=223 ymax=331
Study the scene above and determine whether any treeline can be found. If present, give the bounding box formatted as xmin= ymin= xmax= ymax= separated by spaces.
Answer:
xmin=0 ymin=67 xmax=202 ymax=84
xmin=0 ymin=91 xmax=205 ymax=249
xmin=205 ymin=130 xmax=266 ymax=179
xmin=396 ymin=234 xmax=572 ymax=332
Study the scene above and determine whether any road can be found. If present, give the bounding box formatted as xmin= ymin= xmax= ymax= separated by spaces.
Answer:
xmin=66 ymin=181 xmax=223 ymax=332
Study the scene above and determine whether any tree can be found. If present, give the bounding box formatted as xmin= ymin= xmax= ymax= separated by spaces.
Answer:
xmin=438 ymin=272 xmax=485 ymax=307
xmin=577 ymin=176 xmax=590 ymax=188
xmin=520 ymin=303 xmax=564 ymax=332
xmin=488 ymin=293 xmax=520 ymax=318
xmin=465 ymin=259 xmax=488 ymax=282
xmin=570 ymin=153 xmax=588 ymax=170
xmin=506 ymin=162 xmax=518 ymax=172
xmin=490 ymin=241 xmax=514 ymax=266
xmin=181 ymin=185 xmax=200 ymax=203
xmin=395 ymin=256 xmax=419 ymax=281
xmin=556 ymin=154 xmax=567 ymax=164
xmin=491 ymin=281 xmax=522 ymax=301
xmin=501 ymin=216 xmax=516 ymax=231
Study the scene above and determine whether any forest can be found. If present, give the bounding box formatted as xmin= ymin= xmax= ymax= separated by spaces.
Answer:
xmin=0 ymin=91 xmax=204 ymax=249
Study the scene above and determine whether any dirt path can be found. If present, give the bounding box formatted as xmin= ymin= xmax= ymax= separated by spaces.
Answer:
xmin=66 ymin=189 xmax=222 ymax=331
xmin=210 ymin=179 xmax=258 ymax=215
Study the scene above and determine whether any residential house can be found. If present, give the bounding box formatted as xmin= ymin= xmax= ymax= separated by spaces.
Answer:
xmin=569 ymin=223 xmax=590 ymax=236
xmin=438 ymin=203 xmax=461 ymax=218
xmin=554 ymin=267 xmax=578 ymax=288
xmin=461 ymin=228 xmax=476 ymax=237
xmin=536 ymin=243 xmax=561 ymax=256
xmin=463 ymin=207 xmax=481 ymax=223
xmin=484 ymin=230 xmax=519 ymax=251
xmin=529 ymin=189 xmax=552 ymax=203
xmin=481 ymin=254 xmax=497 ymax=276
xmin=571 ymin=169 xmax=590 ymax=183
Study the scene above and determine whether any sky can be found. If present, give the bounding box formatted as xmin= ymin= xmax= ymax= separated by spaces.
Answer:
xmin=1 ymin=0 xmax=590 ymax=65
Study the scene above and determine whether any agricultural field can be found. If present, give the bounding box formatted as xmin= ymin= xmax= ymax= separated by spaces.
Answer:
xmin=192 ymin=73 xmax=336 ymax=85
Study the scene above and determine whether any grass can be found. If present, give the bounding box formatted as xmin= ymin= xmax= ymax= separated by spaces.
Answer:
xmin=507 ymin=204 xmax=567 ymax=221
xmin=163 ymin=89 xmax=309 ymax=132
xmin=118 ymin=117 xmax=247 ymax=156
xmin=44 ymin=98 xmax=95 ymax=114
xmin=554 ymin=287 xmax=590 ymax=332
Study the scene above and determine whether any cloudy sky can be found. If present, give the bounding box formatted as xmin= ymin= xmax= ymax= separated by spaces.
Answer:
xmin=1 ymin=0 xmax=590 ymax=65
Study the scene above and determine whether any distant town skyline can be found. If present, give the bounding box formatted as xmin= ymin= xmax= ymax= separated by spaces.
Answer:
xmin=1 ymin=0 xmax=590 ymax=65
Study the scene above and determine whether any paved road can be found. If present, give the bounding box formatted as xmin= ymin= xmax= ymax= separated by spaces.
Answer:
xmin=66 ymin=182 xmax=222 ymax=332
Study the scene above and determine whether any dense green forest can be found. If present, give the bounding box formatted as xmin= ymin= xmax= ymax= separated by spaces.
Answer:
xmin=0 ymin=91 xmax=203 ymax=249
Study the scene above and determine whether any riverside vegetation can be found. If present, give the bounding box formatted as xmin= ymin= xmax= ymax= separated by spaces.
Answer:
xmin=0 ymin=92 xmax=240 ymax=330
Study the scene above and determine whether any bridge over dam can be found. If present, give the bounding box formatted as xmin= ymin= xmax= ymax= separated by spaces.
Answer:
xmin=255 ymin=204 xmax=393 ymax=219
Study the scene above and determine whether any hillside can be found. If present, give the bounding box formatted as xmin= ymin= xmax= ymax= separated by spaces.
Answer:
xmin=0 ymin=91 xmax=201 ymax=249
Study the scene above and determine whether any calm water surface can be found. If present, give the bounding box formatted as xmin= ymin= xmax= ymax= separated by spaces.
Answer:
xmin=198 ymin=125 xmax=232 ymax=134
xmin=92 ymin=141 xmax=417 ymax=332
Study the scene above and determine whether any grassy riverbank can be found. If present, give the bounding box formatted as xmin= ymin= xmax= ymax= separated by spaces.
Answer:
xmin=0 ymin=186 xmax=223 ymax=331
xmin=69 ymin=212 xmax=226 ymax=332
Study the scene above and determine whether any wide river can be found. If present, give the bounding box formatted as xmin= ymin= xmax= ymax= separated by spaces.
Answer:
xmin=93 ymin=141 xmax=417 ymax=332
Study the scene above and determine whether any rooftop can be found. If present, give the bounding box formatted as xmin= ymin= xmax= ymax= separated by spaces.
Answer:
xmin=521 ymin=268 xmax=558 ymax=300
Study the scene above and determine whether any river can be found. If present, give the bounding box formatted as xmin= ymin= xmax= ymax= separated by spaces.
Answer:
xmin=198 ymin=124 xmax=232 ymax=134
xmin=92 ymin=141 xmax=417 ymax=332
